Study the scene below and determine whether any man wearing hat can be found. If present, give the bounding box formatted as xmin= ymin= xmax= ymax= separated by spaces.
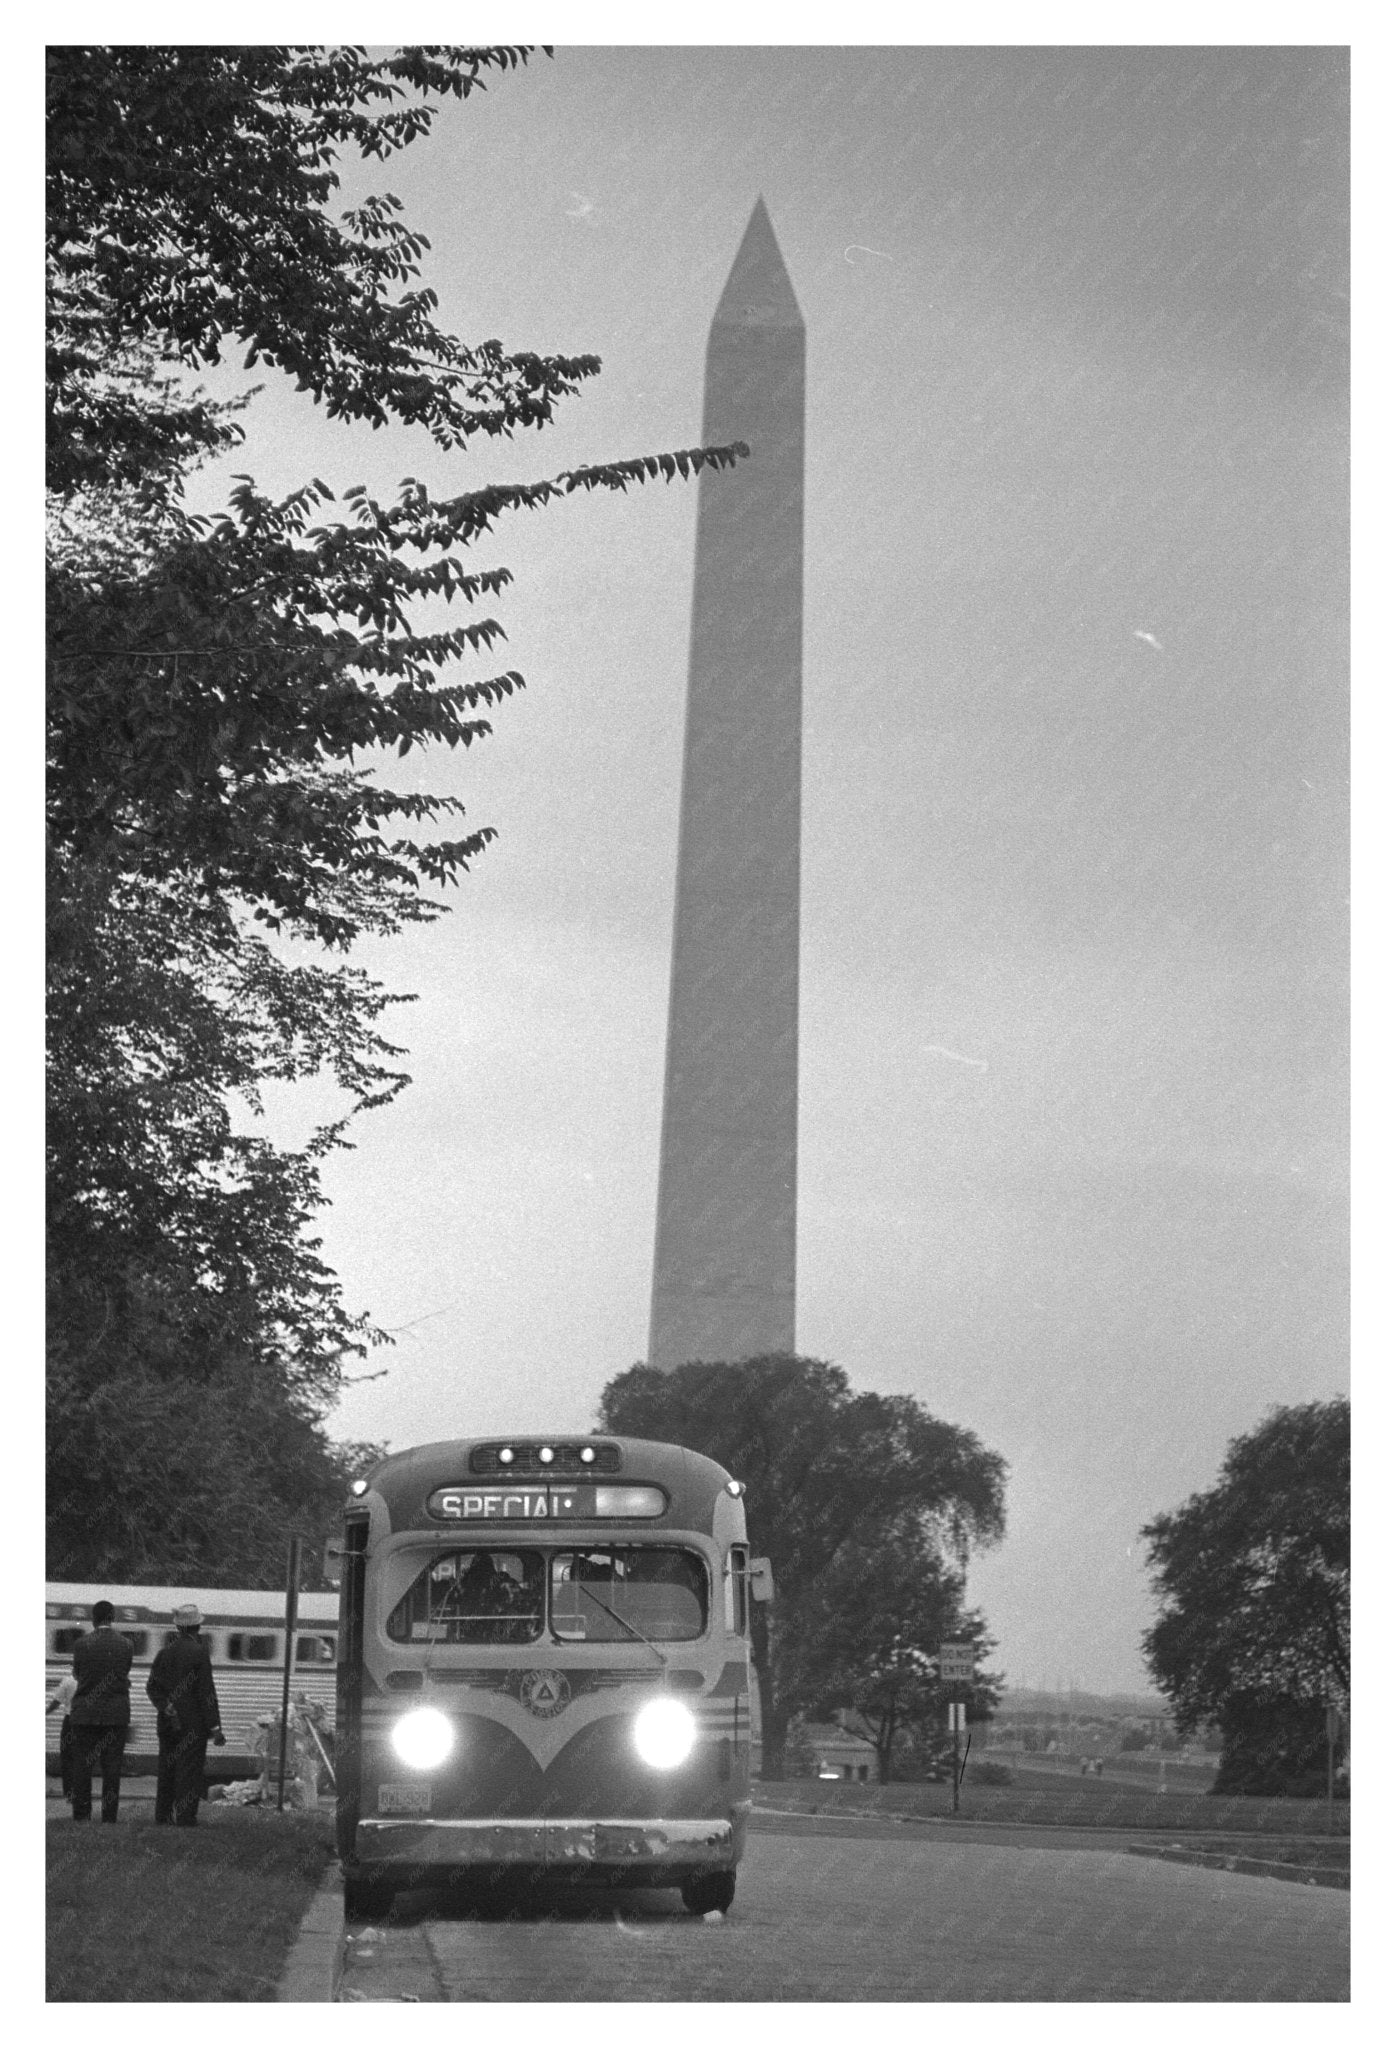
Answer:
xmin=146 ymin=1603 xmax=226 ymax=1825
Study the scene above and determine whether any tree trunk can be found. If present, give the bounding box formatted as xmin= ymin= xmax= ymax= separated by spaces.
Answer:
xmin=876 ymin=1705 xmax=896 ymax=1784
xmin=750 ymin=1634 xmax=792 ymax=1779
xmin=761 ymin=1701 xmax=791 ymax=1781
xmin=750 ymin=1615 xmax=785 ymax=1779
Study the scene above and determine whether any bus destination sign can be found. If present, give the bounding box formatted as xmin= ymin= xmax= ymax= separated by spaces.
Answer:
xmin=427 ymin=1484 xmax=666 ymax=1522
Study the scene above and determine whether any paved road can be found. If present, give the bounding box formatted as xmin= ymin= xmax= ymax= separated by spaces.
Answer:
xmin=338 ymin=1816 xmax=1349 ymax=2002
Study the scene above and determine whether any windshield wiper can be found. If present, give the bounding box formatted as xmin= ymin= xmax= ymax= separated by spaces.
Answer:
xmin=573 ymin=1582 xmax=667 ymax=1669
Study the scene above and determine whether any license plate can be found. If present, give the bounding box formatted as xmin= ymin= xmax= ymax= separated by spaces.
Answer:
xmin=377 ymin=1783 xmax=432 ymax=1814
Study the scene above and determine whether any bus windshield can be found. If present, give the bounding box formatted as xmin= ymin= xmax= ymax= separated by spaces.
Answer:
xmin=382 ymin=1545 xmax=710 ymax=1646
xmin=551 ymin=1548 xmax=707 ymax=1643
xmin=387 ymin=1550 xmax=546 ymax=1646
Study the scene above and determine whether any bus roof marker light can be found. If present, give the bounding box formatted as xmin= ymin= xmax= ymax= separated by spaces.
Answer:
xmin=725 ymin=1480 xmax=745 ymax=1497
xmin=538 ymin=1446 xmax=554 ymax=1464
xmin=580 ymin=1446 xmax=596 ymax=1464
xmin=498 ymin=1447 xmax=514 ymax=1465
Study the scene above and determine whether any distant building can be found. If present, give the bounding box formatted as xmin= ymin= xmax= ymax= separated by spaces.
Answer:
xmin=793 ymin=1717 xmax=879 ymax=1782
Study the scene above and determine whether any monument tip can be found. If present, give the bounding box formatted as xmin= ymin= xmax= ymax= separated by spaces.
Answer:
xmin=712 ymin=196 xmax=803 ymax=333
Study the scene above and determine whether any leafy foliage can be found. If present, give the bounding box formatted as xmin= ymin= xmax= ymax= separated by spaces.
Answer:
xmin=1141 ymin=1398 xmax=1349 ymax=1794
xmin=797 ymin=1522 xmax=1001 ymax=1782
xmin=47 ymin=853 xmax=402 ymax=1406
xmin=47 ymin=447 xmax=743 ymax=943
xmin=47 ymin=1354 xmax=382 ymax=1588
xmin=47 ymin=44 xmax=745 ymax=1582
xmin=597 ymin=1356 xmax=1006 ymax=1775
xmin=1209 ymin=1695 xmax=1339 ymax=1799
xmin=47 ymin=45 xmax=592 ymax=494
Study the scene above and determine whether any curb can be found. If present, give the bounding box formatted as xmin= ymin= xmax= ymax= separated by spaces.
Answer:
xmin=752 ymin=1804 xmax=1351 ymax=1856
xmin=277 ymin=1861 xmax=345 ymax=2002
xmin=1126 ymin=1844 xmax=1349 ymax=1890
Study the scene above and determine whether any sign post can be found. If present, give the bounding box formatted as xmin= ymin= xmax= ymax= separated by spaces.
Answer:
xmin=276 ymin=1536 xmax=302 ymax=1813
xmin=940 ymin=1642 xmax=975 ymax=1815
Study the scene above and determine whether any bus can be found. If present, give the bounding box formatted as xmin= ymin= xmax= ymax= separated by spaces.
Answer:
xmin=45 ymin=1583 xmax=339 ymax=1783
xmin=332 ymin=1434 xmax=772 ymax=1918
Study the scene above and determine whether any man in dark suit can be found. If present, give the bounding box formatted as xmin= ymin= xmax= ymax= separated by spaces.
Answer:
xmin=146 ymin=1602 xmax=226 ymax=1825
xmin=69 ymin=1599 xmax=133 ymax=1822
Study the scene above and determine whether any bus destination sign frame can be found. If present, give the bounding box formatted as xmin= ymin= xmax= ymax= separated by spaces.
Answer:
xmin=426 ymin=1484 xmax=667 ymax=1523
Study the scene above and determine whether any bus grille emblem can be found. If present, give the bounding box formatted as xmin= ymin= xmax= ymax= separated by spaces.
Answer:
xmin=519 ymin=1670 xmax=572 ymax=1718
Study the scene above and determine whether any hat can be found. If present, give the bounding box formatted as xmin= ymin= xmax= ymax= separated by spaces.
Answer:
xmin=173 ymin=1603 xmax=202 ymax=1626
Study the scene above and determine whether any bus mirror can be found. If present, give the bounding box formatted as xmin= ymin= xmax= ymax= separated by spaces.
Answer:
xmin=323 ymin=1540 xmax=344 ymax=1590
xmin=749 ymin=1557 xmax=775 ymax=1604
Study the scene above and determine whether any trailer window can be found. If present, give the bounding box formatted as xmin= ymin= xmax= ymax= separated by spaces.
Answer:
xmin=550 ymin=1548 xmax=707 ymax=1643
xmin=387 ymin=1550 xmax=545 ymax=1646
xmin=227 ymin=1633 xmax=279 ymax=1662
xmin=296 ymin=1635 xmax=335 ymax=1664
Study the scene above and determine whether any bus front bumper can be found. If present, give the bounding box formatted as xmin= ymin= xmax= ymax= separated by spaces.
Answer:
xmin=352 ymin=1815 xmax=738 ymax=1874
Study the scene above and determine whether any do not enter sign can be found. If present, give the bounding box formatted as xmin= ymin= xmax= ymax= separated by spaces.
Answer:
xmin=940 ymin=1642 xmax=975 ymax=1683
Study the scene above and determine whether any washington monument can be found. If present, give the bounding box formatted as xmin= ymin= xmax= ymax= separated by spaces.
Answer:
xmin=648 ymin=199 xmax=804 ymax=1371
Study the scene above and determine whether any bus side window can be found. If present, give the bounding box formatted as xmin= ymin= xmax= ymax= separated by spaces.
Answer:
xmin=50 ymin=1627 xmax=85 ymax=1656
xmin=296 ymin=1634 xmax=335 ymax=1665
xmin=728 ymin=1546 xmax=749 ymax=1635
xmin=119 ymin=1631 xmax=150 ymax=1657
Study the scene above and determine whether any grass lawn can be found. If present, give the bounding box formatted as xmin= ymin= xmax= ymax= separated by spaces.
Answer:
xmin=47 ymin=1806 xmax=334 ymax=2002
xmin=754 ymin=1772 xmax=1350 ymax=1838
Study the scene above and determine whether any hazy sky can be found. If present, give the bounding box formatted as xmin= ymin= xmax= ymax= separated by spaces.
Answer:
xmin=188 ymin=45 xmax=1347 ymax=1693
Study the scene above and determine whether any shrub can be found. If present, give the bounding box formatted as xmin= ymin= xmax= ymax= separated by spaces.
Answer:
xmin=1210 ymin=1694 xmax=1339 ymax=1797
xmin=968 ymin=1761 xmax=1014 ymax=1786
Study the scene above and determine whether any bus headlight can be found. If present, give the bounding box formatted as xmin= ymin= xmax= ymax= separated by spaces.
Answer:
xmin=633 ymin=1697 xmax=697 ymax=1769
xmin=390 ymin=1707 xmax=454 ymax=1770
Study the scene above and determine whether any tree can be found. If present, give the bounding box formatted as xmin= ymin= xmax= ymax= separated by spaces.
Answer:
xmin=597 ymin=1356 xmax=1007 ymax=1777
xmin=48 ymin=41 xmax=742 ymax=1004
xmin=47 ymin=46 xmax=598 ymax=496
xmin=794 ymin=1519 xmax=1001 ymax=1783
xmin=1140 ymin=1398 xmax=1349 ymax=1797
xmin=47 ymin=46 xmax=744 ymax=1579
xmin=47 ymin=1352 xmax=382 ymax=1588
